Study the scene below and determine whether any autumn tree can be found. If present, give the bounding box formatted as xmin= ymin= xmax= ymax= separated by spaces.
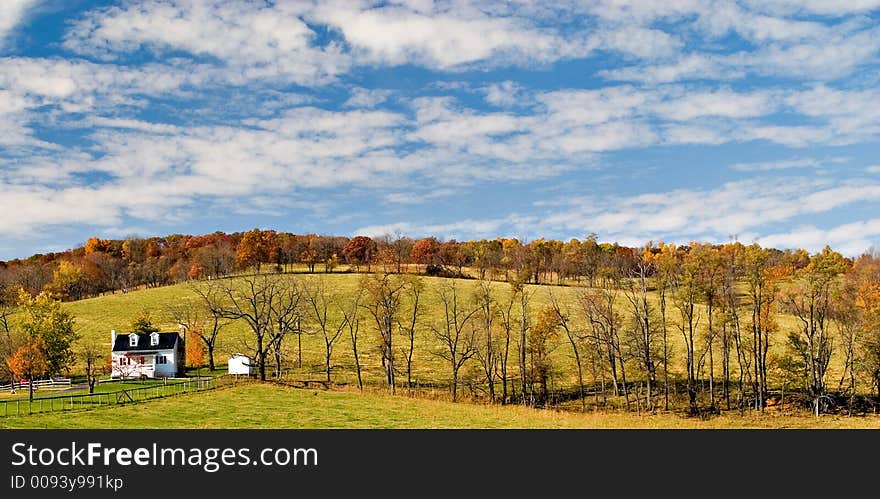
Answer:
xmin=194 ymin=242 xmax=236 ymax=278
xmin=236 ymin=228 xmax=270 ymax=271
xmin=18 ymin=290 xmax=79 ymax=376
xmin=848 ymin=252 xmax=880 ymax=405
xmin=411 ymin=237 xmax=440 ymax=273
xmin=43 ymin=260 xmax=86 ymax=301
xmin=129 ymin=310 xmax=159 ymax=334
xmin=187 ymin=332 xmax=205 ymax=371
xmin=529 ymin=306 xmax=561 ymax=407
xmin=7 ymin=339 xmax=47 ymax=402
xmin=781 ymin=246 xmax=847 ymax=415
xmin=342 ymin=236 xmax=377 ymax=272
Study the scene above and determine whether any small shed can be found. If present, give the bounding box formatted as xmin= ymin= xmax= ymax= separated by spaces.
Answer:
xmin=228 ymin=354 xmax=253 ymax=376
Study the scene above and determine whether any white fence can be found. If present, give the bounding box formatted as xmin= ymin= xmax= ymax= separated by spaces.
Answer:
xmin=0 ymin=378 xmax=72 ymax=392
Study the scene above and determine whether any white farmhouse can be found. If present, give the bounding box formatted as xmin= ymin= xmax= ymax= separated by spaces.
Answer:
xmin=228 ymin=354 xmax=253 ymax=376
xmin=110 ymin=330 xmax=185 ymax=379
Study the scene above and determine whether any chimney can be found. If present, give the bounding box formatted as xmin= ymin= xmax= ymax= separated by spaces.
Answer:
xmin=111 ymin=329 xmax=116 ymax=346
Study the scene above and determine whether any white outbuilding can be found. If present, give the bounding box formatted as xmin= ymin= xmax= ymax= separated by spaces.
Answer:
xmin=228 ymin=354 xmax=254 ymax=376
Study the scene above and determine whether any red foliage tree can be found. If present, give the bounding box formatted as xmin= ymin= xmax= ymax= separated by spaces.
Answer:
xmin=342 ymin=236 xmax=377 ymax=272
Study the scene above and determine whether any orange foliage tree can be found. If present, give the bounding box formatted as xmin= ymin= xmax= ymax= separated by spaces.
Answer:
xmin=186 ymin=332 xmax=205 ymax=376
xmin=6 ymin=339 xmax=48 ymax=402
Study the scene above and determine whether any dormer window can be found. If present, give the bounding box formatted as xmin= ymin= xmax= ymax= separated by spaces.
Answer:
xmin=129 ymin=334 xmax=138 ymax=347
xmin=150 ymin=332 xmax=160 ymax=346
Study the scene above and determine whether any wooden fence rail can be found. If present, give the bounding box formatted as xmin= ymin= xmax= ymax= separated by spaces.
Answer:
xmin=0 ymin=378 xmax=72 ymax=392
xmin=0 ymin=376 xmax=241 ymax=418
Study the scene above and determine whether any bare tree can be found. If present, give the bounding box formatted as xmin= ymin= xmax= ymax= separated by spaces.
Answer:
xmin=653 ymin=243 xmax=679 ymax=411
xmin=268 ymin=280 xmax=303 ymax=379
xmin=398 ymin=276 xmax=423 ymax=390
xmin=622 ymin=249 xmax=657 ymax=411
xmin=472 ymin=279 xmax=499 ymax=402
xmin=172 ymin=282 xmax=230 ymax=371
xmin=674 ymin=253 xmax=702 ymax=415
xmin=550 ymin=291 xmax=586 ymax=410
xmin=580 ymin=287 xmax=628 ymax=407
xmin=782 ymin=247 xmax=847 ymax=415
xmin=496 ymin=282 xmax=518 ymax=405
xmin=79 ymin=340 xmax=106 ymax=394
xmin=432 ymin=280 xmax=479 ymax=402
xmin=303 ymin=276 xmax=346 ymax=383
xmin=215 ymin=274 xmax=299 ymax=381
xmin=361 ymin=273 xmax=407 ymax=393
xmin=742 ymin=244 xmax=773 ymax=410
xmin=513 ymin=275 xmax=534 ymax=405
xmin=340 ymin=289 xmax=364 ymax=390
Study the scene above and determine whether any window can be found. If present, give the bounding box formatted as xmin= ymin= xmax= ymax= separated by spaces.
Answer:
xmin=129 ymin=334 xmax=138 ymax=347
xmin=150 ymin=333 xmax=159 ymax=346
xmin=118 ymin=357 xmax=130 ymax=366
xmin=156 ymin=355 xmax=167 ymax=365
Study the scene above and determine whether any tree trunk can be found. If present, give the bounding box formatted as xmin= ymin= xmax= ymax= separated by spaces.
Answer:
xmin=568 ymin=334 xmax=586 ymax=411
xmin=501 ymin=330 xmax=510 ymax=405
xmin=519 ymin=295 xmax=528 ymax=405
xmin=708 ymin=300 xmax=715 ymax=408
xmin=325 ymin=341 xmax=332 ymax=383
xmin=257 ymin=336 xmax=266 ymax=381
xmin=352 ymin=343 xmax=362 ymax=391
xmin=207 ymin=343 xmax=216 ymax=371
xmin=661 ymin=291 xmax=669 ymax=411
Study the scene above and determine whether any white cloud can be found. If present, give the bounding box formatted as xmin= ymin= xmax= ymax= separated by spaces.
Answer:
xmin=64 ymin=0 xmax=351 ymax=86
xmin=310 ymin=0 xmax=595 ymax=69
xmin=758 ymin=219 xmax=880 ymax=257
xmin=535 ymin=177 xmax=880 ymax=252
xmin=354 ymin=217 xmax=515 ymax=241
xmin=730 ymin=158 xmax=819 ymax=172
xmin=344 ymin=87 xmax=393 ymax=108
xmin=384 ymin=188 xmax=454 ymax=205
xmin=744 ymin=0 xmax=880 ymax=16
xmin=484 ymin=81 xmax=523 ymax=107
xmin=0 ymin=0 xmax=38 ymax=46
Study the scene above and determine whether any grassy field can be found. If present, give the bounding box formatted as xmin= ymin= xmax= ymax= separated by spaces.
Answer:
xmin=0 ymin=270 xmax=856 ymax=427
xmin=1 ymin=383 xmax=877 ymax=429
xmin=58 ymin=271 xmax=827 ymax=396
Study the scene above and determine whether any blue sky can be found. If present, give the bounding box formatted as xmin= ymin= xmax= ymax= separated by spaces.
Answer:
xmin=1 ymin=0 xmax=880 ymax=260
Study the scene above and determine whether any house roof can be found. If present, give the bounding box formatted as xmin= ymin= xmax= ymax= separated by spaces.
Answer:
xmin=112 ymin=332 xmax=180 ymax=352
